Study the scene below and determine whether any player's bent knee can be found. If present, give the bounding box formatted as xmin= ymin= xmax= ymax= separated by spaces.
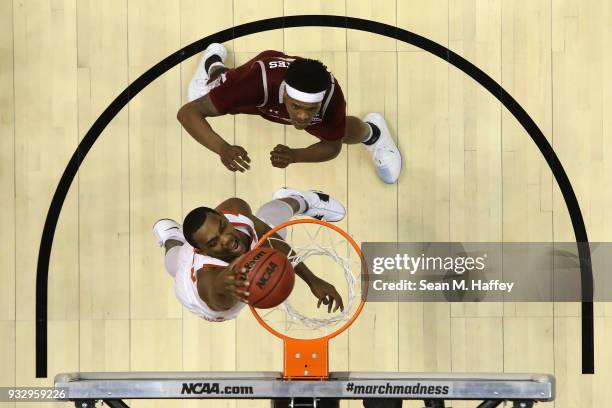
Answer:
xmin=221 ymin=197 xmax=251 ymax=214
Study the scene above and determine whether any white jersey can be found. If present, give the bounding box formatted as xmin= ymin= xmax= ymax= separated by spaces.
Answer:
xmin=174 ymin=212 xmax=258 ymax=322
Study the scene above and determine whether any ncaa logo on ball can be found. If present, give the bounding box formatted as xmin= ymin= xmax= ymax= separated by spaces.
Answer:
xmin=257 ymin=262 xmax=278 ymax=289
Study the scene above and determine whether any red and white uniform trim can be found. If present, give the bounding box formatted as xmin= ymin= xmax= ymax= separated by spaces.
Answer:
xmin=173 ymin=212 xmax=258 ymax=322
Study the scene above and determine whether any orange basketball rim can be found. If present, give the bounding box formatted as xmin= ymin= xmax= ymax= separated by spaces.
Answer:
xmin=249 ymin=218 xmax=368 ymax=380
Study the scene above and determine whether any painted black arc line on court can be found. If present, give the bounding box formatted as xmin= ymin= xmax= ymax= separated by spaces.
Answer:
xmin=36 ymin=15 xmax=594 ymax=377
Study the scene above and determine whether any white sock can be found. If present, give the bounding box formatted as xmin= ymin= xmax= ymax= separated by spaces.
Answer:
xmin=289 ymin=194 xmax=308 ymax=214
xmin=164 ymin=245 xmax=182 ymax=278
xmin=255 ymin=199 xmax=295 ymax=239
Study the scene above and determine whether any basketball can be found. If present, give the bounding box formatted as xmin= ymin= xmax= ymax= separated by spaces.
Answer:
xmin=235 ymin=247 xmax=295 ymax=309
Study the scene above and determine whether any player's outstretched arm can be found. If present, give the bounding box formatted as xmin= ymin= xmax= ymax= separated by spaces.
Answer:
xmin=177 ymin=95 xmax=225 ymax=152
xmin=270 ymin=140 xmax=342 ymax=168
xmin=177 ymin=95 xmax=251 ymax=172
xmin=197 ymin=263 xmax=250 ymax=312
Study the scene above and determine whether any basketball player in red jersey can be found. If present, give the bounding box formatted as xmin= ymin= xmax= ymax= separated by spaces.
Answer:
xmin=177 ymin=43 xmax=402 ymax=184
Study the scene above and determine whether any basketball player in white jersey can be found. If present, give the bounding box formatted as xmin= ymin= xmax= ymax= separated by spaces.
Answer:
xmin=153 ymin=187 xmax=346 ymax=322
xmin=178 ymin=43 xmax=402 ymax=184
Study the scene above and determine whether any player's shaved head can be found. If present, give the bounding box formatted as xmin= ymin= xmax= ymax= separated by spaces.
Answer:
xmin=183 ymin=207 xmax=218 ymax=248
xmin=285 ymin=58 xmax=330 ymax=93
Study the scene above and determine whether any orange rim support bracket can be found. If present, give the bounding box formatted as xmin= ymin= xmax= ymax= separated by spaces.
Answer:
xmin=283 ymin=337 xmax=329 ymax=379
xmin=249 ymin=219 xmax=368 ymax=380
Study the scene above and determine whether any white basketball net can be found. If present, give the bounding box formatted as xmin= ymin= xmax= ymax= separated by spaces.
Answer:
xmin=257 ymin=221 xmax=362 ymax=337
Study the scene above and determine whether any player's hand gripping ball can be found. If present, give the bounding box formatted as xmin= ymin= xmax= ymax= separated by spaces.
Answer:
xmin=234 ymin=247 xmax=295 ymax=308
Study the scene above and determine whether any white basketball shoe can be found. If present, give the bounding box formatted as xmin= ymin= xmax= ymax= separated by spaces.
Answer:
xmin=153 ymin=219 xmax=185 ymax=247
xmin=188 ymin=42 xmax=228 ymax=102
xmin=363 ymin=113 xmax=402 ymax=184
xmin=273 ymin=188 xmax=346 ymax=222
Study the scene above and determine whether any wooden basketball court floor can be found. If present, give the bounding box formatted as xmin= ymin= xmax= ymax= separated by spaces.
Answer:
xmin=1 ymin=1 xmax=611 ymax=407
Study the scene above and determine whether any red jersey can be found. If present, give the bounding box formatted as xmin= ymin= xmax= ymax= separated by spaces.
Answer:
xmin=208 ymin=50 xmax=346 ymax=141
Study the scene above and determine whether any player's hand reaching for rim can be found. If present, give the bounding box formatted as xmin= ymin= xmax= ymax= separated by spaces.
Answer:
xmin=220 ymin=145 xmax=251 ymax=172
xmin=308 ymin=276 xmax=344 ymax=313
